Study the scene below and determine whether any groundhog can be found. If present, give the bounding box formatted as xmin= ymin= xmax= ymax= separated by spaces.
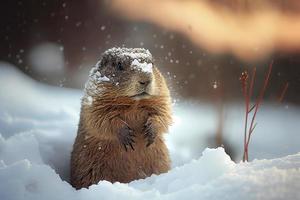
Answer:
xmin=70 ymin=47 xmax=172 ymax=189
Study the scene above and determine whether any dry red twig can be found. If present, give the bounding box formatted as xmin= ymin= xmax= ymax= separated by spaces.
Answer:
xmin=278 ymin=82 xmax=289 ymax=103
xmin=240 ymin=71 xmax=249 ymax=161
xmin=240 ymin=62 xmax=273 ymax=162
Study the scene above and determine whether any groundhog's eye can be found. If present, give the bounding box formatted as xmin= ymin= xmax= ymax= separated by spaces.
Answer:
xmin=117 ymin=62 xmax=124 ymax=71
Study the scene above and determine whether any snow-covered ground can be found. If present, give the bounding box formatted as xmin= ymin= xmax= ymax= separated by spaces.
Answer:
xmin=0 ymin=62 xmax=300 ymax=200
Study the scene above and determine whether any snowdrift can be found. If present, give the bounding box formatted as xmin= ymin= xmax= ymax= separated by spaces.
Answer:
xmin=0 ymin=62 xmax=300 ymax=200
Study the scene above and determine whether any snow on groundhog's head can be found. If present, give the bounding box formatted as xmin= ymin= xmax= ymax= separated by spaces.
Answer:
xmin=86 ymin=47 xmax=160 ymax=100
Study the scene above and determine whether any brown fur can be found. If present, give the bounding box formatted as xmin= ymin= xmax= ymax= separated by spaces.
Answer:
xmin=70 ymin=67 xmax=172 ymax=189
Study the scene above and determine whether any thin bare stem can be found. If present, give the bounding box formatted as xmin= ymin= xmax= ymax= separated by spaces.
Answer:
xmin=248 ymin=67 xmax=256 ymax=101
xmin=242 ymin=88 xmax=248 ymax=162
xmin=278 ymin=82 xmax=289 ymax=103
xmin=247 ymin=67 xmax=257 ymax=116
xmin=241 ymin=67 xmax=257 ymax=162
xmin=246 ymin=62 xmax=273 ymax=148
xmin=248 ymin=104 xmax=256 ymax=113
xmin=250 ymin=122 xmax=257 ymax=134
xmin=240 ymin=71 xmax=249 ymax=162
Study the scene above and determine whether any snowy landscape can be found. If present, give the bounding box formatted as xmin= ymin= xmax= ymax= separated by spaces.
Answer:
xmin=0 ymin=62 xmax=300 ymax=200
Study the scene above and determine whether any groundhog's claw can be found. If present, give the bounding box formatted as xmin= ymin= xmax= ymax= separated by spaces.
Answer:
xmin=118 ymin=126 xmax=135 ymax=151
xmin=144 ymin=120 xmax=156 ymax=147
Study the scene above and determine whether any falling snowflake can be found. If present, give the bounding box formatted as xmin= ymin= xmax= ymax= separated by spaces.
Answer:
xmin=100 ymin=25 xmax=106 ymax=31
xmin=212 ymin=81 xmax=218 ymax=89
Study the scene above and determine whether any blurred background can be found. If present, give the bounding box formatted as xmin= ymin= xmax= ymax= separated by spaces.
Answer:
xmin=1 ymin=0 xmax=300 ymax=161
xmin=1 ymin=0 xmax=300 ymax=103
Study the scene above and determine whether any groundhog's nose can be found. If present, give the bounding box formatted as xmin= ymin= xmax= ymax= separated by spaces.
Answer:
xmin=139 ymin=80 xmax=151 ymax=87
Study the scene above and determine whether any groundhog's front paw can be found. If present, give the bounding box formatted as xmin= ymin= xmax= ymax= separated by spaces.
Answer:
xmin=144 ymin=119 xmax=157 ymax=147
xmin=117 ymin=126 xmax=135 ymax=151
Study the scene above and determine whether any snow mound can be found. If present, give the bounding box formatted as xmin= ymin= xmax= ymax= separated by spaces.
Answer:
xmin=1 ymin=143 xmax=300 ymax=200
xmin=0 ymin=63 xmax=300 ymax=200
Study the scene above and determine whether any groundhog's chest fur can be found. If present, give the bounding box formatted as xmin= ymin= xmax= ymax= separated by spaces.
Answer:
xmin=70 ymin=105 xmax=171 ymax=189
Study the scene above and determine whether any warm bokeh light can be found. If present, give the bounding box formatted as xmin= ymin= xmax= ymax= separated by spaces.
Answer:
xmin=109 ymin=0 xmax=300 ymax=61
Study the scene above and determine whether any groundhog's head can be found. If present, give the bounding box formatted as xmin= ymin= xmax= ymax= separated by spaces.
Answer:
xmin=85 ymin=48 xmax=163 ymax=100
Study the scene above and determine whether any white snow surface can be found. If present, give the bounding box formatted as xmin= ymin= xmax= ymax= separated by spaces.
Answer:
xmin=0 ymin=62 xmax=300 ymax=200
